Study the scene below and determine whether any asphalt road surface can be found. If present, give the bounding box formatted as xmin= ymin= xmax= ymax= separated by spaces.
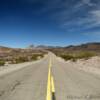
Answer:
xmin=0 ymin=53 xmax=100 ymax=100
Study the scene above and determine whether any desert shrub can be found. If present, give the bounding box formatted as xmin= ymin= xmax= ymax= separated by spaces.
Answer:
xmin=31 ymin=54 xmax=44 ymax=60
xmin=36 ymin=54 xmax=44 ymax=58
xmin=0 ymin=60 xmax=5 ymax=66
xmin=58 ymin=51 xmax=96 ymax=61
xmin=31 ymin=55 xmax=38 ymax=60
xmin=71 ymin=58 xmax=77 ymax=62
xmin=15 ymin=57 xmax=28 ymax=63
xmin=75 ymin=52 xmax=96 ymax=59
xmin=60 ymin=54 xmax=74 ymax=60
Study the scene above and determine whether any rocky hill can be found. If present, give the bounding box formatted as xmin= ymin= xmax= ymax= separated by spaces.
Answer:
xmin=65 ymin=43 xmax=100 ymax=52
xmin=48 ymin=42 xmax=100 ymax=55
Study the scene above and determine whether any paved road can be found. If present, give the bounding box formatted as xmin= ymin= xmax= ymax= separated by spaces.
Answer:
xmin=0 ymin=53 xmax=100 ymax=100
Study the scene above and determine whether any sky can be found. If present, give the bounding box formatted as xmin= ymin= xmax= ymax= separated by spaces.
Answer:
xmin=0 ymin=0 xmax=100 ymax=48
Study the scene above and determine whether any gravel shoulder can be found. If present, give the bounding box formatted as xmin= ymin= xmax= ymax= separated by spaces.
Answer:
xmin=63 ymin=56 xmax=100 ymax=76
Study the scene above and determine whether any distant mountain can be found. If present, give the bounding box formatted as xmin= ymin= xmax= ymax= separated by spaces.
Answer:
xmin=0 ymin=42 xmax=100 ymax=55
xmin=27 ymin=44 xmax=48 ymax=49
xmin=64 ymin=43 xmax=100 ymax=51
xmin=27 ymin=45 xmax=35 ymax=49
xmin=36 ymin=45 xmax=57 ymax=49
xmin=27 ymin=44 xmax=57 ymax=49
xmin=47 ymin=42 xmax=100 ymax=54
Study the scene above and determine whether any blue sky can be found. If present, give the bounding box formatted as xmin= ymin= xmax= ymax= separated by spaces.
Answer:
xmin=0 ymin=0 xmax=100 ymax=48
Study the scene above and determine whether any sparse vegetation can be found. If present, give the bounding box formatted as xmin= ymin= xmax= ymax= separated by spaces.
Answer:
xmin=12 ymin=53 xmax=45 ymax=64
xmin=56 ymin=51 xmax=96 ymax=62
xmin=60 ymin=54 xmax=74 ymax=60
xmin=0 ymin=60 xmax=5 ymax=66
xmin=74 ymin=52 xmax=96 ymax=60
xmin=0 ymin=46 xmax=47 ymax=65
xmin=31 ymin=54 xmax=44 ymax=60
xmin=15 ymin=57 xmax=29 ymax=64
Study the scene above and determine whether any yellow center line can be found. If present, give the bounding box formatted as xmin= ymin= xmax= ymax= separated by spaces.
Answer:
xmin=46 ymin=58 xmax=55 ymax=100
xmin=46 ymin=67 xmax=51 ymax=100
xmin=51 ymin=76 xmax=55 ymax=93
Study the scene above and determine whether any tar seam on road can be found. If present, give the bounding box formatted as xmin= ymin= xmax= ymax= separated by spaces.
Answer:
xmin=46 ymin=58 xmax=56 ymax=100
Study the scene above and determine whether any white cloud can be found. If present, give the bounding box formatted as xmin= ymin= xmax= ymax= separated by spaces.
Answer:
xmin=84 ymin=31 xmax=100 ymax=37
xmin=90 ymin=10 xmax=100 ymax=21
xmin=37 ymin=0 xmax=100 ymax=32
xmin=74 ymin=0 xmax=96 ymax=10
xmin=83 ymin=9 xmax=100 ymax=28
xmin=82 ymin=0 xmax=94 ymax=6
xmin=63 ymin=8 xmax=100 ymax=31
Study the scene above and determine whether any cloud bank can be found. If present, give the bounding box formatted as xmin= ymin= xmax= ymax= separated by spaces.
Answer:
xmin=37 ymin=0 xmax=100 ymax=34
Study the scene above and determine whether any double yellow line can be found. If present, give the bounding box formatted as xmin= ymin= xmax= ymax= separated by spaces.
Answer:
xmin=46 ymin=58 xmax=55 ymax=100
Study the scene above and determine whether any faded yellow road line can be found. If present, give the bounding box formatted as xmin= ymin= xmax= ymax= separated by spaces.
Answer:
xmin=51 ymin=76 xmax=55 ymax=93
xmin=46 ymin=58 xmax=55 ymax=100
xmin=46 ymin=67 xmax=51 ymax=100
